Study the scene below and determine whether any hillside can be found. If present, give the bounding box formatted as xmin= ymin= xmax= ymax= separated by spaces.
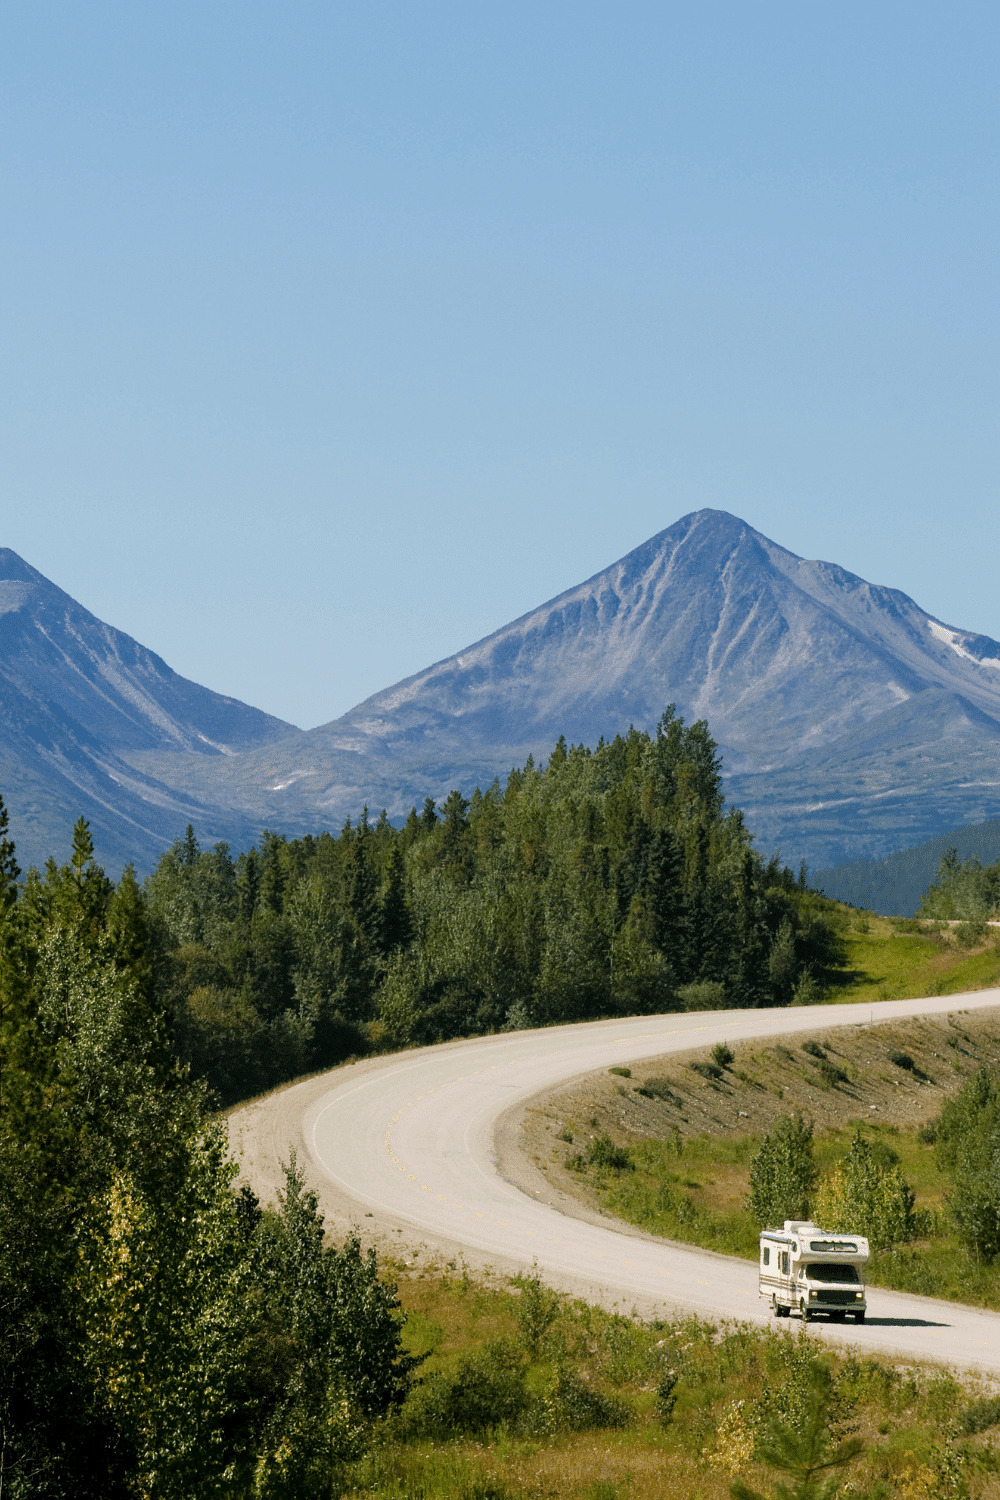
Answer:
xmin=815 ymin=816 xmax=1000 ymax=915
xmin=0 ymin=548 xmax=297 ymax=873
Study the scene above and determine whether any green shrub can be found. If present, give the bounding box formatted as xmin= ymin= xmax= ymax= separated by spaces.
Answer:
xmin=959 ymin=1394 xmax=1000 ymax=1434
xmin=585 ymin=1135 xmax=633 ymax=1172
xmin=638 ymin=1077 xmax=681 ymax=1104
xmin=955 ymin=919 xmax=988 ymax=947
xmin=513 ymin=1273 xmax=561 ymax=1358
xmin=656 ymin=1368 xmax=679 ymax=1423
xmin=545 ymin=1365 xmax=629 ymax=1432
xmin=404 ymin=1343 xmax=528 ymax=1436
xmin=608 ymin=1066 xmax=631 ymax=1077
xmin=802 ymin=1039 xmax=826 ymax=1059
xmin=814 ymin=1131 xmax=916 ymax=1249
xmin=711 ymin=1042 xmax=734 ymax=1067
xmin=889 ymin=1050 xmax=915 ymax=1071
xmin=690 ymin=1060 xmax=723 ymax=1081
xmin=816 ymin=1058 xmax=849 ymax=1087
xmin=677 ymin=980 xmax=727 ymax=1011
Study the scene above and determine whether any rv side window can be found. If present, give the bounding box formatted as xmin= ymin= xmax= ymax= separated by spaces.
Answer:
xmin=780 ymin=1252 xmax=789 ymax=1275
xmin=763 ymin=1247 xmax=770 ymax=1266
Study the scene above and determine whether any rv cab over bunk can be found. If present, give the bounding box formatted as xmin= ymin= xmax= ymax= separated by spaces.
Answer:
xmin=759 ymin=1220 xmax=869 ymax=1323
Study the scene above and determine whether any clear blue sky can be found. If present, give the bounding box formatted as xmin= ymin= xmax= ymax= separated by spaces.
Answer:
xmin=3 ymin=3 xmax=998 ymax=729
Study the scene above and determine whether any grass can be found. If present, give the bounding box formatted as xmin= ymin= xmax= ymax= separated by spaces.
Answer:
xmin=335 ymin=1260 xmax=1000 ymax=1499
xmin=824 ymin=915 xmax=1000 ymax=1005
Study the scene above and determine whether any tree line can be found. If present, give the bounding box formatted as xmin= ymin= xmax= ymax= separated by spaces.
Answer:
xmin=147 ymin=709 xmax=844 ymax=1106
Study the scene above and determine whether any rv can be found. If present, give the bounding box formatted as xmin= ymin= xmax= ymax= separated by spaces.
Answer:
xmin=759 ymin=1220 xmax=868 ymax=1322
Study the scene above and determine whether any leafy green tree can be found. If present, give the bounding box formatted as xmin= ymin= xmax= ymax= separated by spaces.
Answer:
xmin=748 ymin=1114 xmax=818 ymax=1228
xmin=932 ymin=1066 xmax=1000 ymax=1261
xmin=813 ymin=1131 xmax=915 ymax=1250
xmin=919 ymin=847 xmax=1000 ymax=921
xmin=731 ymin=1359 xmax=863 ymax=1500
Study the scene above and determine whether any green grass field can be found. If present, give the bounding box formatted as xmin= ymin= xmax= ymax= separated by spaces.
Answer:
xmin=824 ymin=915 xmax=1000 ymax=1005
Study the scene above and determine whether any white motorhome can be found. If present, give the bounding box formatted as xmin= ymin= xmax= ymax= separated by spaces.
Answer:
xmin=759 ymin=1220 xmax=868 ymax=1323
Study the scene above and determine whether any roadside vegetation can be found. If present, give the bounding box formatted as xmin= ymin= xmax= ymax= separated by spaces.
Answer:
xmin=349 ymin=1259 xmax=1000 ymax=1499
xmin=826 ymin=909 xmax=1000 ymax=1007
xmin=548 ymin=1022 xmax=1000 ymax=1310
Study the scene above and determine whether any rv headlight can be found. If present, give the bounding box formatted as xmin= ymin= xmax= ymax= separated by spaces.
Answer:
xmin=855 ymin=1293 xmax=863 ymax=1300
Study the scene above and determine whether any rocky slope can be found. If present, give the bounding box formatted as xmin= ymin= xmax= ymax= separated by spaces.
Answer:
xmin=134 ymin=509 xmax=1000 ymax=868
xmin=0 ymin=549 xmax=296 ymax=873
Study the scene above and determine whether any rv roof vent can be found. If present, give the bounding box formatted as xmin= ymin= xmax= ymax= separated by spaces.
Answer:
xmin=783 ymin=1220 xmax=817 ymax=1232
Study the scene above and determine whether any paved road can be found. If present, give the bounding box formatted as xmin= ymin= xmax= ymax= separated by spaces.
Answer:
xmin=230 ymin=991 xmax=1000 ymax=1377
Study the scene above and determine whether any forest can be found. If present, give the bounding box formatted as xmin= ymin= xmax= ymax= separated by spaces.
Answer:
xmin=147 ymin=709 xmax=844 ymax=1105
xmin=0 ymin=707 xmax=848 ymax=1496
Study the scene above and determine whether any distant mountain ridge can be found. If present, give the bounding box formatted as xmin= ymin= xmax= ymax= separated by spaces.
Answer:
xmin=0 ymin=548 xmax=297 ymax=873
xmin=131 ymin=509 xmax=1000 ymax=869
xmin=4 ymin=511 xmax=1000 ymax=876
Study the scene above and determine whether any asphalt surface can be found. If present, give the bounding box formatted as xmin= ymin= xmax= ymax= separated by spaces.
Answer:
xmin=229 ymin=990 xmax=1000 ymax=1378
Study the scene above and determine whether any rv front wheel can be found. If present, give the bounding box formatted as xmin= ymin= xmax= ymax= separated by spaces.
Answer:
xmin=854 ymin=1311 xmax=865 ymax=1324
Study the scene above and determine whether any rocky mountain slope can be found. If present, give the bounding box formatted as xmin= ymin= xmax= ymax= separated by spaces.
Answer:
xmin=0 ymin=548 xmax=296 ymax=873
xmin=135 ymin=509 xmax=1000 ymax=869
xmin=5 ymin=511 xmax=1000 ymax=874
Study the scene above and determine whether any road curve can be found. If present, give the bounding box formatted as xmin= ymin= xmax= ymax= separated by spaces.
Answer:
xmin=229 ymin=990 xmax=1000 ymax=1378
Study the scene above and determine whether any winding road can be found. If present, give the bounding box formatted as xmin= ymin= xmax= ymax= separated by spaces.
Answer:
xmin=229 ymin=991 xmax=1000 ymax=1377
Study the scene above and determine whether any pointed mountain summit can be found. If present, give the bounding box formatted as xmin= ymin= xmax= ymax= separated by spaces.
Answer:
xmin=4 ymin=513 xmax=1000 ymax=874
xmin=141 ymin=510 xmax=1000 ymax=868
xmin=0 ymin=548 xmax=297 ymax=873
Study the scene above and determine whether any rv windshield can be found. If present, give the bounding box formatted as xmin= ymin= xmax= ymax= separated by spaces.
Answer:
xmin=806 ymin=1263 xmax=860 ymax=1284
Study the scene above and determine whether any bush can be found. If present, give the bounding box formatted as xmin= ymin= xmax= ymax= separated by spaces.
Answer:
xmin=690 ymin=1060 xmax=723 ymax=1081
xmin=932 ymin=1066 xmax=1000 ymax=1260
xmin=677 ymin=981 xmax=727 ymax=1012
xmin=802 ymin=1039 xmax=826 ymax=1059
xmin=638 ymin=1078 xmax=681 ymax=1104
xmin=955 ymin=919 xmax=988 ymax=947
xmin=656 ymin=1368 xmax=679 ymax=1423
xmin=404 ymin=1343 xmax=528 ymax=1435
xmin=711 ymin=1042 xmax=734 ymax=1067
xmin=545 ymin=1365 xmax=629 ymax=1432
xmin=959 ymin=1394 xmax=1000 ymax=1435
xmin=609 ymin=1066 xmax=631 ymax=1077
xmin=748 ymin=1113 xmax=817 ymax=1228
xmin=816 ymin=1058 xmax=850 ymax=1088
xmin=586 ymin=1135 xmax=633 ymax=1173
xmin=513 ymin=1274 xmax=561 ymax=1358
xmin=889 ymin=1050 xmax=915 ymax=1071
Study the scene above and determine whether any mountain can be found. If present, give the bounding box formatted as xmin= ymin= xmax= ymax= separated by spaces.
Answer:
xmin=5 ymin=511 xmax=1000 ymax=877
xmin=128 ymin=509 xmax=1000 ymax=870
xmin=0 ymin=549 xmax=297 ymax=874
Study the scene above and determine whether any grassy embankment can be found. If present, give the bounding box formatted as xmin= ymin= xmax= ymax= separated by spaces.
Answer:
xmin=537 ymin=919 xmax=1000 ymax=1310
xmin=825 ymin=911 xmax=1000 ymax=1005
xmin=343 ymin=1260 xmax=1000 ymax=1500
